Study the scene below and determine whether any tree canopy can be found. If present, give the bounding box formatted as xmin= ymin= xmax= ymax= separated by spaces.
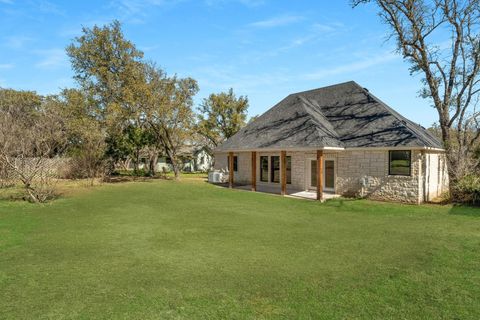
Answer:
xmin=197 ymin=88 xmax=249 ymax=153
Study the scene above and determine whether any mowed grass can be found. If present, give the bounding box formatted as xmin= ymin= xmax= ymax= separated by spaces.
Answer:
xmin=1 ymin=177 xmax=480 ymax=319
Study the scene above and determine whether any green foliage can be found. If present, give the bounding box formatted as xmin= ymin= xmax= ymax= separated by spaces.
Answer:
xmin=453 ymin=175 xmax=480 ymax=205
xmin=197 ymin=88 xmax=249 ymax=151
xmin=66 ymin=20 xmax=146 ymax=130
xmin=144 ymin=63 xmax=199 ymax=179
xmin=66 ymin=22 xmax=200 ymax=180
xmin=57 ymin=88 xmax=106 ymax=179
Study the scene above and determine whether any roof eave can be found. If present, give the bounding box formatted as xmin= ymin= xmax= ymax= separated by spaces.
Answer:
xmin=214 ymin=145 xmax=446 ymax=153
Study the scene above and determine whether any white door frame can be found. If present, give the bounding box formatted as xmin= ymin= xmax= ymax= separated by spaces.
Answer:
xmin=305 ymin=158 xmax=335 ymax=192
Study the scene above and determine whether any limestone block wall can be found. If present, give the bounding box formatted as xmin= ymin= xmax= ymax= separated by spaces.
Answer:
xmin=214 ymin=151 xmax=337 ymax=191
xmin=336 ymin=150 xmax=422 ymax=203
xmin=213 ymin=152 xmax=251 ymax=184
xmin=214 ymin=152 xmax=228 ymax=171
xmin=213 ymin=149 xmax=442 ymax=203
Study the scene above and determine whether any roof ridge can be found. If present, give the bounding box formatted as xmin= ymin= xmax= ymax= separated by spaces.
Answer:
xmin=291 ymin=81 xmax=358 ymax=96
xmin=297 ymin=95 xmax=342 ymax=144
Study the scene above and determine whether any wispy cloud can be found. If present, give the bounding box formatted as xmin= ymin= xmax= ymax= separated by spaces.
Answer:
xmin=4 ymin=35 xmax=34 ymax=49
xmin=0 ymin=63 xmax=14 ymax=69
xmin=304 ymin=53 xmax=398 ymax=80
xmin=237 ymin=21 xmax=345 ymax=63
xmin=110 ymin=0 xmax=184 ymax=22
xmin=35 ymin=49 xmax=68 ymax=69
xmin=248 ymin=14 xmax=304 ymax=28
xmin=0 ymin=0 xmax=14 ymax=4
xmin=204 ymin=0 xmax=265 ymax=7
xmin=33 ymin=0 xmax=65 ymax=15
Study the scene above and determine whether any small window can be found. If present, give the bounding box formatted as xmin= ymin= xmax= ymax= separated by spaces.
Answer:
xmin=227 ymin=155 xmax=238 ymax=172
xmin=389 ymin=150 xmax=411 ymax=176
xmin=260 ymin=156 xmax=268 ymax=182
xmin=270 ymin=156 xmax=280 ymax=183
xmin=286 ymin=156 xmax=292 ymax=184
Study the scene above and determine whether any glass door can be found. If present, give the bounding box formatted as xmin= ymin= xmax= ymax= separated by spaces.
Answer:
xmin=309 ymin=159 xmax=317 ymax=190
xmin=324 ymin=160 xmax=335 ymax=191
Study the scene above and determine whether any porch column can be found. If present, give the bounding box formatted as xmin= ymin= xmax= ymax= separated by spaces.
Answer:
xmin=228 ymin=152 xmax=234 ymax=188
xmin=317 ymin=150 xmax=324 ymax=201
xmin=281 ymin=150 xmax=287 ymax=196
xmin=251 ymin=151 xmax=256 ymax=191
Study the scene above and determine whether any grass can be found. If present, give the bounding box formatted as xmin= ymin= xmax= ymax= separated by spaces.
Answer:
xmin=1 ymin=176 xmax=480 ymax=319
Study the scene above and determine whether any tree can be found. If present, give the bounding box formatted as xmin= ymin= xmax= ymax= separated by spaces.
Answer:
xmin=59 ymin=89 xmax=106 ymax=183
xmin=0 ymin=89 xmax=68 ymax=202
xmin=66 ymin=20 xmax=148 ymax=173
xmin=144 ymin=64 xmax=199 ymax=180
xmin=197 ymin=88 xmax=249 ymax=154
xmin=123 ymin=124 xmax=155 ymax=175
xmin=353 ymin=0 xmax=480 ymax=186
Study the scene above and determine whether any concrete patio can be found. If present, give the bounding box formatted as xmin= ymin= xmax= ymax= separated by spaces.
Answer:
xmin=217 ymin=183 xmax=341 ymax=201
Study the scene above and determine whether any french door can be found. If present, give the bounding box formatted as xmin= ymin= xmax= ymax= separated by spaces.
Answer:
xmin=307 ymin=159 xmax=335 ymax=191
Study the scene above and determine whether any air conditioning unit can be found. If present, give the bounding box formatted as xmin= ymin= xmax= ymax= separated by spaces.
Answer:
xmin=208 ymin=170 xmax=225 ymax=183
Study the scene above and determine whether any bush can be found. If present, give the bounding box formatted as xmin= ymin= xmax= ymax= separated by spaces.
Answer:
xmin=452 ymin=175 xmax=480 ymax=205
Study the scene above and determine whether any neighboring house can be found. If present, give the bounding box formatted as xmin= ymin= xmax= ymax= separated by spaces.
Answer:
xmin=180 ymin=147 xmax=214 ymax=172
xmin=134 ymin=147 xmax=213 ymax=173
xmin=213 ymin=81 xmax=448 ymax=203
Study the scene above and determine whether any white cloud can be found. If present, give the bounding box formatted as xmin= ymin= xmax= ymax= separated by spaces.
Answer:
xmin=0 ymin=0 xmax=14 ymax=4
xmin=110 ymin=0 xmax=184 ymax=18
xmin=204 ymin=0 xmax=265 ymax=7
xmin=248 ymin=14 xmax=304 ymax=28
xmin=304 ymin=53 xmax=398 ymax=80
xmin=28 ymin=0 xmax=65 ymax=15
xmin=0 ymin=63 xmax=14 ymax=69
xmin=4 ymin=35 xmax=34 ymax=49
xmin=35 ymin=48 xmax=68 ymax=69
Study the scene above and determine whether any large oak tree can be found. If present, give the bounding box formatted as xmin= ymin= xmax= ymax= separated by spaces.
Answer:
xmin=353 ymin=0 xmax=480 ymax=186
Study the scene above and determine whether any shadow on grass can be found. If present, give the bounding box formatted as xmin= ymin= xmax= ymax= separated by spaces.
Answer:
xmin=449 ymin=204 xmax=480 ymax=217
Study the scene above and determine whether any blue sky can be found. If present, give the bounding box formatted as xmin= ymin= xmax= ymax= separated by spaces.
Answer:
xmin=0 ymin=0 xmax=438 ymax=126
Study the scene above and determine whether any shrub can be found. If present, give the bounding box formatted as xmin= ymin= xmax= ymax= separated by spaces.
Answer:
xmin=452 ymin=175 xmax=480 ymax=205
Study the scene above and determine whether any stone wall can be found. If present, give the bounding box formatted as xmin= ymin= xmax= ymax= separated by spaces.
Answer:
xmin=214 ymin=149 xmax=448 ymax=204
xmin=214 ymin=151 xmax=336 ymax=191
xmin=335 ymin=150 xmax=422 ymax=203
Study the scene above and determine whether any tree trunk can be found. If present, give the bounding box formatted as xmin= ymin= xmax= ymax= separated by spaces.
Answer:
xmin=148 ymin=153 xmax=158 ymax=177
xmin=171 ymin=159 xmax=180 ymax=180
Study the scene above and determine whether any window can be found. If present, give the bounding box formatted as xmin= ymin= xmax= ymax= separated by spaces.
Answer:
xmin=389 ymin=150 xmax=411 ymax=176
xmin=270 ymin=156 xmax=280 ymax=183
xmin=260 ymin=156 xmax=268 ymax=182
xmin=286 ymin=156 xmax=292 ymax=184
xmin=227 ymin=155 xmax=238 ymax=172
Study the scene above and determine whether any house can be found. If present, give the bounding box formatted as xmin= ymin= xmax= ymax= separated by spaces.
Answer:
xmin=180 ymin=147 xmax=214 ymax=172
xmin=134 ymin=146 xmax=213 ymax=173
xmin=212 ymin=81 xmax=448 ymax=203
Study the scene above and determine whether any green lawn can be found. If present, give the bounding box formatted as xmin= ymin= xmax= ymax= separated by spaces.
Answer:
xmin=1 ymin=177 xmax=480 ymax=319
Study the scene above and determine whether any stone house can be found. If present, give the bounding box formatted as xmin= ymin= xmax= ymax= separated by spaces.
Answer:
xmin=212 ymin=81 xmax=448 ymax=203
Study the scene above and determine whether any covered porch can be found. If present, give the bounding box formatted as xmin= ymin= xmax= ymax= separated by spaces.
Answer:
xmin=226 ymin=150 xmax=340 ymax=201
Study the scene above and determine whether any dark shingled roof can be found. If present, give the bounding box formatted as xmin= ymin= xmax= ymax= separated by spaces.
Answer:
xmin=215 ymin=81 xmax=443 ymax=152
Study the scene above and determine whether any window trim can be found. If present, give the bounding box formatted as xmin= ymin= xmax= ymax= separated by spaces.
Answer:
xmin=227 ymin=155 xmax=238 ymax=172
xmin=286 ymin=156 xmax=292 ymax=185
xmin=388 ymin=150 xmax=412 ymax=176
xmin=270 ymin=156 xmax=280 ymax=183
xmin=260 ymin=156 xmax=269 ymax=182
